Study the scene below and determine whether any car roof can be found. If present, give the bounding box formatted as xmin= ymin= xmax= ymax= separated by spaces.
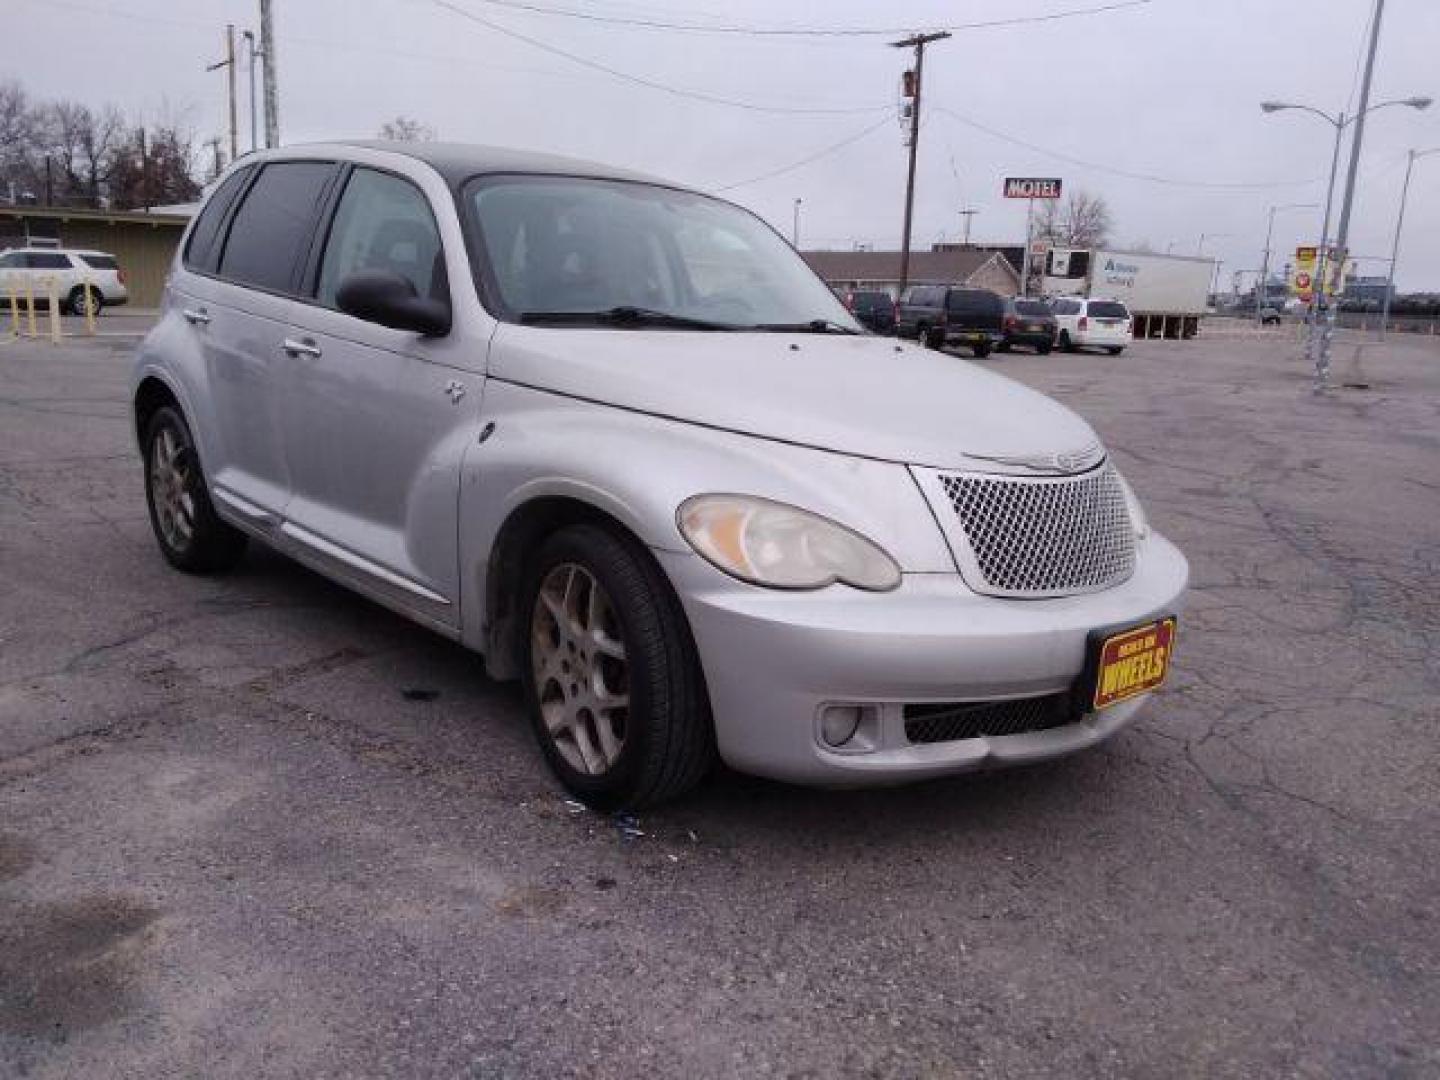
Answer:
xmin=277 ymin=140 xmax=670 ymax=192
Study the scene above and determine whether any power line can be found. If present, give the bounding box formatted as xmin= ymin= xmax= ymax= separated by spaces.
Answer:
xmin=933 ymin=106 xmax=1320 ymax=190
xmin=426 ymin=0 xmax=890 ymax=114
xmin=448 ymin=0 xmax=1153 ymax=37
xmin=714 ymin=116 xmax=893 ymax=191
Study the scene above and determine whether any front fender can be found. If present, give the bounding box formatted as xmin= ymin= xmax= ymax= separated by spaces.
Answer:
xmin=458 ymin=380 xmax=958 ymax=650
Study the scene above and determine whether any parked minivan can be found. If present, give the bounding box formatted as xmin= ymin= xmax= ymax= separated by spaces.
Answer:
xmin=132 ymin=143 xmax=1187 ymax=807
xmin=896 ymin=285 xmax=1005 ymax=356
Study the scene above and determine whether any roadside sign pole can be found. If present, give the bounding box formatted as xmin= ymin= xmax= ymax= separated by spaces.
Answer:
xmin=1020 ymin=197 xmax=1035 ymax=297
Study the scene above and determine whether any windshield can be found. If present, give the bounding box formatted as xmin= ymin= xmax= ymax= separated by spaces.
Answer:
xmin=464 ymin=175 xmax=857 ymax=330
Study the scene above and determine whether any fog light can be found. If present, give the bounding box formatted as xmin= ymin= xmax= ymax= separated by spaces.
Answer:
xmin=819 ymin=705 xmax=863 ymax=747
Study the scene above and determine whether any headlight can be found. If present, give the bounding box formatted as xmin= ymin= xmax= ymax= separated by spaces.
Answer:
xmin=1115 ymin=470 xmax=1150 ymax=540
xmin=677 ymin=494 xmax=901 ymax=592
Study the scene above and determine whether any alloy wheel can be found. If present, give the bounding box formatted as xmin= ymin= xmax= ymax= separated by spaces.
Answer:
xmin=530 ymin=562 xmax=630 ymax=776
xmin=149 ymin=425 xmax=196 ymax=550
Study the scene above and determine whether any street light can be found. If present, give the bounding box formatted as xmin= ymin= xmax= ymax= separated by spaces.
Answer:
xmin=1258 ymin=202 xmax=1318 ymax=325
xmin=1378 ymin=147 xmax=1440 ymax=336
xmin=1261 ymin=94 xmax=1431 ymax=382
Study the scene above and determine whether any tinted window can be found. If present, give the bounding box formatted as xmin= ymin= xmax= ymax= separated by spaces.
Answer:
xmin=27 ymin=252 xmax=72 ymax=269
xmin=1015 ymin=299 xmax=1051 ymax=317
xmin=78 ymin=253 xmax=118 ymax=270
xmin=316 ymin=168 xmax=443 ymax=307
xmin=946 ymin=289 xmax=1001 ymax=314
xmin=850 ymin=290 xmax=890 ymax=311
xmin=219 ymin=161 xmax=334 ymax=292
xmin=1088 ymin=301 xmax=1129 ymax=318
xmin=0 ymin=252 xmax=20 ymax=268
xmin=184 ymin=166 xmax=252 ymax=272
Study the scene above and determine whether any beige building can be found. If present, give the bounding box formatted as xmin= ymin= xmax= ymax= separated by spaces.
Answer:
xmin=801 ymin=248 xmax=1021 ymax=299
xmin=0 ymin=206 xmax=190 ymax=308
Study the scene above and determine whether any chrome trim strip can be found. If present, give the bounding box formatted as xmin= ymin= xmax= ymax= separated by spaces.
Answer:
xmin=277 ymin=521 xmax=452 ymax=607
xmin=211 ymin=486 xmax=280 ymax=530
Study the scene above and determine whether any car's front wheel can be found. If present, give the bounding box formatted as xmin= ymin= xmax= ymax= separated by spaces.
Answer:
xmin=143 ymin=406 xmax=248 ymax=572
xmin=1037 ymin=341 xmax=1053 ymax=355
xmin=972 ymin=342 xmax=992 ymax=358
xmin=521 ymin=524 xmax=715 ymax=809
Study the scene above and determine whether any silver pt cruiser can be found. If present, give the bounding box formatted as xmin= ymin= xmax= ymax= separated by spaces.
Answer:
xmin=132 ymin=142 xmax=1188 ymax=807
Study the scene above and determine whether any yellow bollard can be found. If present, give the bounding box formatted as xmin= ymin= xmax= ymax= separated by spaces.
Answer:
xmin=24 ymin=276 xmax=37 ymax=338
xmin=8 ymin=290 xmax=17 ymax=337
xmin=82 ymin=275 xmax=96 ymax=336
xmin=48 ymin=277 xmax=61 ymax=344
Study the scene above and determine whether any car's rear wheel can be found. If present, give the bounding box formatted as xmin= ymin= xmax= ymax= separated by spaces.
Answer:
xmin=923 ymin=327 xmax=945 ymax=350
xmin=996 ymin=341 xmax=1011 ymax=353
xmin=972 ymin=342 xmax=992 ymax=358
xmin=521 ymin=524 xmax=714 ymax=809
xmin=1106 ymin=346 xmax=1125 ymax=355
xmin=1059 ymin=331 xmax=1076 ymax=352
xmin=67 ymin=286 xmax=102 ymax=318
xmin=1037 ymin=342 xmax=1053 ymax=355
xmin=143 ymin=406 xmax=248 ymax=573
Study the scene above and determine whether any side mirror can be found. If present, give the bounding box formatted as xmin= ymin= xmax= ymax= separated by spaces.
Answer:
xmin=335 ymin=269 xmax=451 ymax=336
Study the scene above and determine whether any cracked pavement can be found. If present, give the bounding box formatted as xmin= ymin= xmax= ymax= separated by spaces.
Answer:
xmin=1 ymin=327 xmax=1437 ymax=1078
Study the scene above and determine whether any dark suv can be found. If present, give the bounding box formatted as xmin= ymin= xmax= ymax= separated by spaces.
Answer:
xmin=843 ymin=289 xmax=896 ymax=334
xmin=896 ymin=285 xmax=1004 ymax=357
xmin=999 ymin=297 xmax=1057 ymax=354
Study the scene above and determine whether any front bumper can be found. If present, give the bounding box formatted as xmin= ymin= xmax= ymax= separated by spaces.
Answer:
xmin=657 ymin=533 xmax=1188 ymax=785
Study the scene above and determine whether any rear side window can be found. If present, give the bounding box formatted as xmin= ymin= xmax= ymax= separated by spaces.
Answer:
xmin=78 ymin=253 xmax=118 ymax=270
xmin=27 ymin=252 xmax=72 ymax=270
xmin=315 ymin=168 xmax=444 ymax=307
xmin=1088 ymin=301 xmax=1129 ymax=318
xmin=218 ymin=161 xmax=335 ymax=293
xmin=0 ymin=252 xmax=22 ymax=268
xmin=946 ymin=289 xmax=1000 ymax=314
xmin=184 ymin=166 xmax=252 ymax=273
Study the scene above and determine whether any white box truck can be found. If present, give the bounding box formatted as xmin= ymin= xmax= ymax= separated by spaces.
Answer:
xmin=1040 ymin=248 xmax=1213 ymax=339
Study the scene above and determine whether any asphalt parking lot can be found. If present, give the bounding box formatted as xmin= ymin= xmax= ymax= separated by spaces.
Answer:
xmin=2 ymin=324 xmax=1438 ymax=1078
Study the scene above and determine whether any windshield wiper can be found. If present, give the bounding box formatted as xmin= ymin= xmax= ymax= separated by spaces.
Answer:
xmin=751 ymin=319 xmax=859 ymax=335
xmin=518 ymin=306 xmax=737 ymax=331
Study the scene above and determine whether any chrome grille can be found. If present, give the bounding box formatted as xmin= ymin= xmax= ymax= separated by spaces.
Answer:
xmin=904 ymin=694 xmax=1072 ymax=744
xmin=938 ymin=464 xmax=1135 ymax=596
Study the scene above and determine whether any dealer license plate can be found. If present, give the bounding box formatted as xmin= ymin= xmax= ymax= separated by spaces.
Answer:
xmin=1090 ymin=618 xmax=1176 ymax=709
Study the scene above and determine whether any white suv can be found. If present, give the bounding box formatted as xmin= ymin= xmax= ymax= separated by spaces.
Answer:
xmin=0 ymin=247 xmax=129 ymax=315
xmin=1050 ymin=297 xmax=1132 ymax=354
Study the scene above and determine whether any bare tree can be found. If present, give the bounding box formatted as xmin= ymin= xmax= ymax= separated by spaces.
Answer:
xmin=378 ymin=116 xmax=436 ymax=142
xmin=0 ymin=80 xmax=44 ymax=200
xmin=43 ymin=101 xmax=126 ymax=207
xmin=1035 ymin=191 xmax=1114 ymax=248
xmin=108 ymin=125 xmax=202 ymax=210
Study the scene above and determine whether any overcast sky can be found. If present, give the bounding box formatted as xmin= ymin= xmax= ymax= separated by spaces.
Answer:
xmin=7 ymin=0 xmax=1439 ymax=289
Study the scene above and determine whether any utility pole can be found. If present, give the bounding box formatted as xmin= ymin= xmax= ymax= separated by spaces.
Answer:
xmin=207 ymin=25 xmax=239 ymax=163
xmin=242 ymin=30 xmax=260 ymax=153
xmin=260 ymin=0 xmax=280 ymax=148
xmin=138 ymin=126 xmax=149 ymax=211
xmin=1321 ymin=0 xmax=1385 ymax=385
xmin=891 ymin=31 xmax=950 ymax=297
xmin=206 ymin=137 xmax=225 ymax=181
xmin=792 ymin=198 xmax=802 ymax=248
xmin=958 ymin=208 xmax=978 ymax=245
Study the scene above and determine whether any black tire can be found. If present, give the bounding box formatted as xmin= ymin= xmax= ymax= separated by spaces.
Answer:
xmin=143 ymin=405 xmax=248 ymax=573
xmin=923 ymin=327 xmax=946 ymax=350
xmin=1106 ymin=346 xmax=1125 ymax=355
xmin=1037 ymin=342 xmax=1053 ymax=355
xmin=995 ymin=342 xmax=1011 ymax=354
xmin=67 ymin=286 xmax=102 ymax=318
xmin=520 ymin=524 xmax=715 ymax=809
xmin=972 ymin=342 xmax=992 ymax=358
xmin=1059 ymin=331 xmax=1076 ymax=353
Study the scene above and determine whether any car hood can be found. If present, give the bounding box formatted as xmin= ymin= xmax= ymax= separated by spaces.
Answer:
xmin=489 ymin=327 xmax=1101 ymax=470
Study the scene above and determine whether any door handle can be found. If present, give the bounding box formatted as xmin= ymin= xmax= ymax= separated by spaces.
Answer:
xmin=182 ymin=307 xmax=210 ymax=326
xmin=282 ymin=337 xmax=323 ymax=358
